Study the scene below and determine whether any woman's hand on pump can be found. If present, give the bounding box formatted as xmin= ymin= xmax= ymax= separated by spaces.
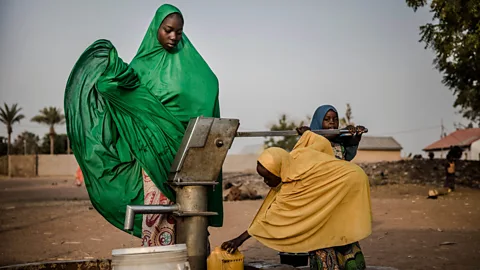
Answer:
xmin=345 ymin=125 xmax=356 ymax=135
xmin=355 ymin=125 xmax=366 ymax=135
xmin=344 ymin=125 xmax=366 ymax=136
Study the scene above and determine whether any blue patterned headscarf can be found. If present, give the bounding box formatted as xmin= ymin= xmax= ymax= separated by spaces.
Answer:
xmin=309 ymin=104 xmax=359 ymax=161
xmin=310 ymin=105 xmax=337 ymax=130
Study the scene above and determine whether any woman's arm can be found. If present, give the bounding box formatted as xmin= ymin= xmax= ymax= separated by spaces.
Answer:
xmin=340 ymin=125 xmax=366 ymax=146
xmin=221 ymin=230 xmax=251 ymax=253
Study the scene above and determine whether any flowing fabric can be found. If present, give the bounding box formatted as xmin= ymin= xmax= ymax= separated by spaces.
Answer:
xmin=64 ymin=4 xmax=222 ymax=238
xmin=248 ymin=131 xmax=372 ymax=253
xmin=310 ymin=104 xmax=359 ymax=161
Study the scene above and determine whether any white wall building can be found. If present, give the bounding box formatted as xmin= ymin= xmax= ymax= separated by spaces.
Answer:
xmin=423 ymin=128 xmax=480 ymax=160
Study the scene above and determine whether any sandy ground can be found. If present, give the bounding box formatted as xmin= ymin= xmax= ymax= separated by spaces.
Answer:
xmin=0 ymin=177 xmax=479 ymax=270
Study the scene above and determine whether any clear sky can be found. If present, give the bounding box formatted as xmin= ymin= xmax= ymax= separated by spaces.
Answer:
xmin=0 ymin=0 xmax=468 ymax=155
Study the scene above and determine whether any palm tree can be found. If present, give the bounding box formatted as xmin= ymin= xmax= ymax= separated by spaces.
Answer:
xmin=31 ymin=107 xmax=65 ymax=155
xmin=0 ymin=103 xmax=25 ymax=155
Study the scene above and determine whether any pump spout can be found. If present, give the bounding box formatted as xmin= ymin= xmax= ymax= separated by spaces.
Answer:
xmin=124 ymin=204 xmax=179 ymax=231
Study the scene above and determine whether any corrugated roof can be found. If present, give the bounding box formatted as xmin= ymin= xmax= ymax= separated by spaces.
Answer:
xmin=358 ymin=136 xmax=403 ymax=151
xmin=423 ymin=128 xmax=480 ymax=151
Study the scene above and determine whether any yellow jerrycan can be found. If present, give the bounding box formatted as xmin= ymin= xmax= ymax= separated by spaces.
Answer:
xmin=207 ymin=246 xmax=244 ymax=270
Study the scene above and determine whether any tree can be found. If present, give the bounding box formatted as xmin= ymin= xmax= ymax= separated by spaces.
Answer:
xmin=0 ymin=136 xmax=7 ymax=156
xmin=31 ymin=107 xmax=65 ymax=155
xmin=0 ymin=103 xmax=25 ymax=155
xmin=406 ymin=0 xmax=480 ymax=124
xmin=11 ymin=131 xmax=40 ymax=155
xmin=454 ymin=121 xmax=475 ymax=130
xmin=39 ymin=133 xmax=69 ymax=155
xmin=264 ymin=114 xmax=310 ymax=151
xmin=339 ymin=103 xmax=355 ymax=128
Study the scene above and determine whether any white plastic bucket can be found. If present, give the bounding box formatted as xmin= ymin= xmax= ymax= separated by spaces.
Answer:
xmin=112 ymin=244 xmax=190 ymax=270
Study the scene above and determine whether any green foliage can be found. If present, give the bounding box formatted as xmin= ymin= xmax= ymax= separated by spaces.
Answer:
xmin=0 ymin=137 xmax=7 ymax=156
xmin=31 ymin=107 xmax=65 ymax=133
xmin=31 ymin=107 xmax=65 ymax=154
xmin=0 ymin=103 xmax=25 ymax=134
xmin=11 ymin=131 xmax=40 ymax=155
xmin=406 ymin=0 xmax=480 ymax=123
xmin=263 ymin=114 xmax=310 ymax=151
xmin=339 ymin=103 xmax=355 ymax=128
xmin=0 ymin=103 xmax=25 ymax=155
xmin=39 ymin=133 xmax=69 ymax=155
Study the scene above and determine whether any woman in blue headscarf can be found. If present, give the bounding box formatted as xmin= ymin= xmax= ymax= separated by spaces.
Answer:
xmin=307 ymin=104 xmax=367 ymax=269
xmin=310 ymin=104 xmax=365 ymax=161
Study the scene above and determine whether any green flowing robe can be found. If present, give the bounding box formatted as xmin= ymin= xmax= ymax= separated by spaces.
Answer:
xmin=64 ymin=4 xmax=222 ymax=238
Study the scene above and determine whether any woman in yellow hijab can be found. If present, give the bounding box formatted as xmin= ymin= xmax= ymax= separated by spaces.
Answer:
xmin=222 ymin=127 xmax=372 ymax=270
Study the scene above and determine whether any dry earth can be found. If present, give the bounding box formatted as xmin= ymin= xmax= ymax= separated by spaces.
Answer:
xmin=0 ymin=177 xmax=479 ymax=270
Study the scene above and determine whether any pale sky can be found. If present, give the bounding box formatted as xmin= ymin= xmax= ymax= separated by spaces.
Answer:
xmin=0 ymin=0 xmax=467 ymax=155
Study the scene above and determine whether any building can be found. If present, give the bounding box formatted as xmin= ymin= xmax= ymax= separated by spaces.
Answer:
xmin=352 ymin=136 xmax=403 ymax=163
xmin=423 ymin=128 xmax=480 ymax=160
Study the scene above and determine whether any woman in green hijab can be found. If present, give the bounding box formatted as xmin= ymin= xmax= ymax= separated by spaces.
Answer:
xmin=64 ymin=4 xmax=221 ymax=247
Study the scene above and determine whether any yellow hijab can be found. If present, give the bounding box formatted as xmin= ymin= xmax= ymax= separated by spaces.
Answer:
xmin=248 ymin=131 xmax=372 ymax=252
xmin=257 ymin=147 xmax=289 ymax=178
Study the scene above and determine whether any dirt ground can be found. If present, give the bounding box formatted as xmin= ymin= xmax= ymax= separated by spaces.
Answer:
xmin=0 ymin=177 xmax=479 ymax=270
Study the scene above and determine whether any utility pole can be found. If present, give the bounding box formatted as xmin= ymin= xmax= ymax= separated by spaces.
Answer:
xmin=441 ymin=119 xmax=445 ymax=138
xmin=441 ymin=119 xmax=443 ymax=138
xmin=440 ymin=119 xmax=446 ymax=159
xmin=24 ymin=140 xmax=27 ymax=155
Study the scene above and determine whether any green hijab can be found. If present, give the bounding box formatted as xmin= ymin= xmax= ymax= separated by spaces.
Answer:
xmin=131 ymin=4 xmax=220 ymax=125
xmin=64 ymin=4 xmax=222 ymax=238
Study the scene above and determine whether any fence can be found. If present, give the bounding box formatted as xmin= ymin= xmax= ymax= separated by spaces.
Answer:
xmin=0 ymin=154 xmax=76 ymax=177
xmin=0 ymin=149 xmax=402 ymax=177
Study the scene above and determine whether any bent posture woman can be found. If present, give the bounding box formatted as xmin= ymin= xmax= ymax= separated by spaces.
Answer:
xmin=65 ymin=4 xmax=222 ymax=246
xmin=222 ymin=128 xmax=372 ymax=269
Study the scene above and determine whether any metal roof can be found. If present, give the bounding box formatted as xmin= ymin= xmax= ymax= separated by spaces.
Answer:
xmin=358 ymin=136 xmax=403 ymax=151
xmin=423 ymin=128 xmax=480 ymax=151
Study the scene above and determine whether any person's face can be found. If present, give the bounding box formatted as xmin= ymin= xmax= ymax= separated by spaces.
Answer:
xmin=157 ymin=13 xmax=184 ymax=51
xmin=323 ymin=110 xmax=339 ymax=129
xmin=256 ymin=162 xmax=281 ymax=188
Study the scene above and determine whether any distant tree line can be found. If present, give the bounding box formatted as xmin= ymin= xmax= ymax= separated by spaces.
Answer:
xmin=0 ymin=103 xmax=67 ymax=156
xmin=406 ymin=0 xmax=480 ymax=125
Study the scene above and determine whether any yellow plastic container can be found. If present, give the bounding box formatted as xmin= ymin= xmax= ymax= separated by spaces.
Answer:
xmin=207 ymin=246 xmax=244 ymax=270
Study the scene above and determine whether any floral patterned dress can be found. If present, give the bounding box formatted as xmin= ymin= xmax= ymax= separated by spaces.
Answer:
xmin=141 ymin=170 xmax=176 ymax=246
xmin=308 ymin=142 xmax=366 ymax=270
